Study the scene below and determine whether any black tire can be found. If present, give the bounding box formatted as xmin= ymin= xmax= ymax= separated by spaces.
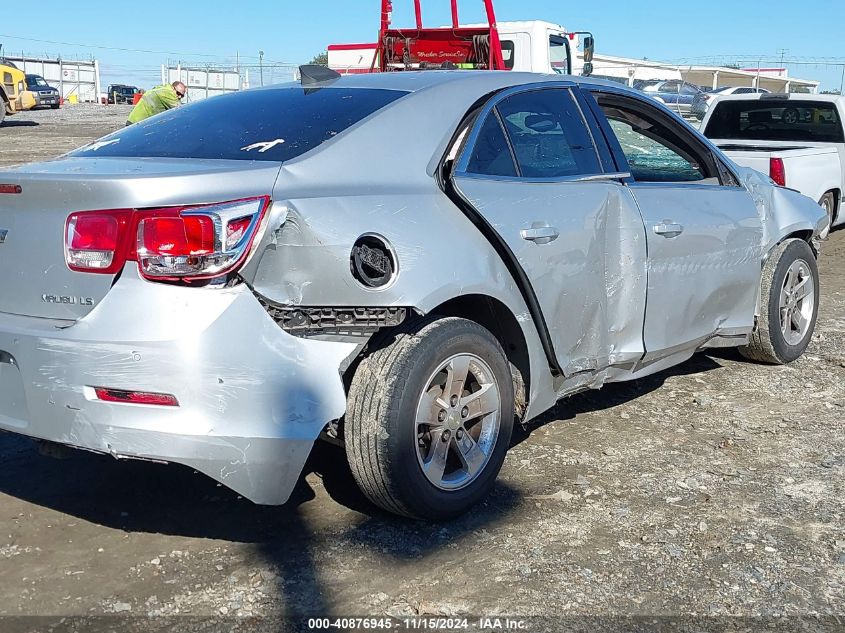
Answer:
xmin=782 ymin=107 xmax=800 ymax=125
xmin=0 ymin=107 xmax=5 ymax=126
xmin=50 ymin=104 xmax=59 ymax=110
xmin=820 ymin=192 xmax=836 ymax=227
xmin=739 ymin=238 xmax=819 ymax=364
xmin=345 ymin=316 xmax=514 ymax=520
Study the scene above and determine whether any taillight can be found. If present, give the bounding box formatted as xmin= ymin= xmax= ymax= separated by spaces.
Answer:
xmin=139 ymin=215 xmax=215 ymax=257
xmin=65 ymin=210 xmax=133 ymax=273
xmin=64 ymin=197 xmax=270 ymax=281
xmin=136 ymin=197 xmax=270 ymax=280
xmin=769 ymin=158 xmax=786 ymax=187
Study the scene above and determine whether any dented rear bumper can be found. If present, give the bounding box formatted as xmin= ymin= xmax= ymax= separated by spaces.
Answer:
xmin=0 ymin=272 xmax=356 ymax=505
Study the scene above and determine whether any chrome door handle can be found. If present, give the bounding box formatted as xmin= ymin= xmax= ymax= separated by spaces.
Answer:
xmin=520 ymin=226 xmax=559 ymax=244
xmin=653 ymin=222 xmax=684 ymax=237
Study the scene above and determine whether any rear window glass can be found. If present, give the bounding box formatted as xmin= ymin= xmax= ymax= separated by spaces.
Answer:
xmin=71 ymin=86 xmax=409 ymax=162
xmin=705 ymin=99 xmax=844 ymax=143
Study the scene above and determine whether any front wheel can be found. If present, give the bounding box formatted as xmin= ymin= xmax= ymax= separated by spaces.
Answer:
xmin=739 ymin=238 xmax=819 ymax=364
xmin=345 ymin=317 xmax=514 ymax=520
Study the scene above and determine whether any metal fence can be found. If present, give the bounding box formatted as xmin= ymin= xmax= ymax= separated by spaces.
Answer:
xmin=161 ymin=63 xmax=299 ymax=103
xmin=4 ymin=55 xmax=101 ymax=103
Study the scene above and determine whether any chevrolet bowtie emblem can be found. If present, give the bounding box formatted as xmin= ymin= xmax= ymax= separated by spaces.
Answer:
xmin=0 ymin=229 xmax=7 ymax=244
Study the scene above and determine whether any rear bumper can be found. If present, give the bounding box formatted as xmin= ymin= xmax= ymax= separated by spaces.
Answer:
xmin=0 ymin=272 xmax=357 ymax=505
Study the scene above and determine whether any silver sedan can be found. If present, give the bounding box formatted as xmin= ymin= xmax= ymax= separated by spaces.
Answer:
xmin=0 ymin=69 xmax=826 ymax=520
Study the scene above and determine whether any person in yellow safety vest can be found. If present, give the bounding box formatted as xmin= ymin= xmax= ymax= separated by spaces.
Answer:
xmin=126 ymin=81 xmax=187 ymax=125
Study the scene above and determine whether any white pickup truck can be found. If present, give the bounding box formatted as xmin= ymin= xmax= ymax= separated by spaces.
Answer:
xmin=701 ymin=93 xmax=844 ymax=227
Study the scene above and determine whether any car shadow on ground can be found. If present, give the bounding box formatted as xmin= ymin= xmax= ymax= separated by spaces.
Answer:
xmin=0 ymin=433 xmax=521 ymax=531
xmin=0 ymin=120 xmax=39 ymax=128
xmin=512 ymin=351 xmax=725 ymax=445
xmin=0 ymin=434 xmax=523 ymax=617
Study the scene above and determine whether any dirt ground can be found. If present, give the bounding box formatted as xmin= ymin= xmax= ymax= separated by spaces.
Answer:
xmin=0 ymin=106 xmax=843 ymax=632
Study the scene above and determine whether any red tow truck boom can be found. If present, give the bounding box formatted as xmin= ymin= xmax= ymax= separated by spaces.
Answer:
xmin=375 ymin=0 xmax=507 ymax=71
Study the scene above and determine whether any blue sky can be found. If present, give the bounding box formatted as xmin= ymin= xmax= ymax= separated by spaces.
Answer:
xmin=1 ymin=0 xmax=843 ymax=90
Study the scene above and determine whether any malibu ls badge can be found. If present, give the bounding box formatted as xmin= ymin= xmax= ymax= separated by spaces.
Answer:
xmin=42 ymin=294 xmax=95 ymax=306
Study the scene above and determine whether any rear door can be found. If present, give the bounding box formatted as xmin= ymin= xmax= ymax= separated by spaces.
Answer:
xmin=588 ymin=90 xmax=764 ymax=361
xmin=452 ymin=85 xmax=648 ymax=376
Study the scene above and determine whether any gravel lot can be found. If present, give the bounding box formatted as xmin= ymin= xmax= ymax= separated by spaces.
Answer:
xmin=0 ymin=105 xmax=843 ymax=632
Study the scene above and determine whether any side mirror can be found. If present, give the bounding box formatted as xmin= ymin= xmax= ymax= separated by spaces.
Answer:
xmin=583 ymin=62 xmax=594 ymax=77
xmin=583 ymin=35 xmax=595 ymax=63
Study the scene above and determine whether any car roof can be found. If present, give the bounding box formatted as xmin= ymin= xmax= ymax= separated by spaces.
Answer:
xmin=266 ymin=70 xmax=638 ymax=97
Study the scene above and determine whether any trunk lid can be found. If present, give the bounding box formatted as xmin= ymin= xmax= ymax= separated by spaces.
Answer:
xmin=0 ymin=157 xmax=281 ymax=320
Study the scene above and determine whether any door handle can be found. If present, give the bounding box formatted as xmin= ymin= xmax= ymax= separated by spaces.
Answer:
xmin=653 ymin=222 xmax=684 ymax=237
xmin=520 ymin=226 xmax=560 ymax=244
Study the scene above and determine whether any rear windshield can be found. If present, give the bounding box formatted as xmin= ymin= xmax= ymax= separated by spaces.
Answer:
xmin=704 ymin=99 xmax=844 ymax=143
xmin=71 ymin=86 xmax=409 ymax=162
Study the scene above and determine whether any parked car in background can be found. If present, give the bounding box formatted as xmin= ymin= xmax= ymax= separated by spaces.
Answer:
xmin=25 ymin=74 xmax=60 ymax=109
xmin=106 ymin=84 xmax=140 ymax=104
xmin=702 ymin=93 xmax=845 ymax=227
xmin=0 ymin=71 xmax=826 ymax=520
xmin=637 ymin=80 xmax=703 ymax=116
xmin=692 ymin=86 xmax=770 ymax=120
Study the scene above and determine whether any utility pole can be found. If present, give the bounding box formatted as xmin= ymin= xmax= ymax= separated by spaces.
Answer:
xmin=259 ymin=50 xmax=264 ymax=87
xmin=777 ymin=48 xmax=789 ymax=66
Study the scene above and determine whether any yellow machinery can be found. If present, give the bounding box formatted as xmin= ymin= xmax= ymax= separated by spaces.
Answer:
xmin=1 ymin=60 xmax=37 ymax=125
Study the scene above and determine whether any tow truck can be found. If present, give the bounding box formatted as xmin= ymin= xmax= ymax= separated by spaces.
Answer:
xmin=328 ymin=0 xmax=595 ymax=76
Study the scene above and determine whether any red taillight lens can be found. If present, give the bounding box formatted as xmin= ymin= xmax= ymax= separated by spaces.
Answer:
xmin=71 ymin=214 xmax=120 ymax=250
xmin=94 ymin=387 xmax=179 ymax=407
xmin=139 ymin=215 xmax=215 ymax=256
xmin=64 ymin=197 xmax=270 ymax=281
xmin=770 ymin=157 xmax=786 ymax=187
xmin=136 ymin=197 xmax=269 ymax=281
xmin=0 ymin=184 xmax=22 ymax=194
xmin=65 ymin=210 xmax=132 ymax=273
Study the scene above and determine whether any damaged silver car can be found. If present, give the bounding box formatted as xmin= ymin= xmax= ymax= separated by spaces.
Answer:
xmin=0 ymin=70 xmax=827 ymax=520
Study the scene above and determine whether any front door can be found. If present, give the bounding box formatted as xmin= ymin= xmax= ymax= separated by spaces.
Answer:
xmin=589 ymin=90 xmax=764 ymax=361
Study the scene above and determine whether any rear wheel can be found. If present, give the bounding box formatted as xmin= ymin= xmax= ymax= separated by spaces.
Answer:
xmin=739 ymin=238 xmax=819 ymax=364
xmin=820 ymin=191 xmax=836 ymax=227
xmin=0 ymin=106 xmax=5 ymax=126
xmin=345 ymin=317 xmax=514 ymax=520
